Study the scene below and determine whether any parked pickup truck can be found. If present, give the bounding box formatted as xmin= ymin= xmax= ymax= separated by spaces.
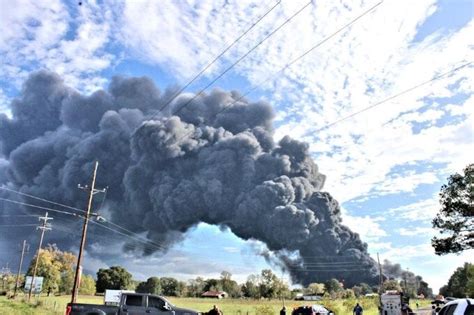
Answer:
xmin=66 ymin=292 xmax=200 ymax=315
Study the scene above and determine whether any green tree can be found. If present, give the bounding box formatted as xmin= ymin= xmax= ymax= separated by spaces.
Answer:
xmin=203 ymin=278 xmax=222 ymax=292
xmin=219 ymin=271 xmax=241 ymax=298
xmin=324 ymin=278 xmax=343 ymax=294
xmin=382 ymin=280 xmax=402 ymax=292
xmin=439 ymin=262 xmax=473 ymax=297
xmin=79 ymin=275 xmax=96 ymax=295
xmin=136 ymin=277 xmax=161 ymax=294
xmin=26 ymin=244 xmax=76 ymax=294
xmin=242 ymin=274 xmax=261 ymax=299
xmin=432 ymin=164 xmax=474 ymax=255
xmin=468 ymin=265 xmax=474 ymax=297
xmin=306 ymin=283 xmax=325 ymax=295
xmin=96 ymin=266 xmax=132 ymax=293
xmin=59 ymin=270 xmax=74 ymax=294
xmin=360 ymin=282 xmax=373 ymax=295
xmin=187 ymin=277 xmax=205 ymax=297
xmin=259 ymin=269 xmax=279 ymax=299
xmin=160 ymin=277 xmax=179 ymax=296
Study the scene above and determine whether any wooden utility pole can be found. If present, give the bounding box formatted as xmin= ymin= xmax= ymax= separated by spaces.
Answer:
xmin=14 ymin=240 xmax=27 ymax=298
xmin=377 ymin=253 xmax=383 ymax=290
xmin=71 ymin=161 xmax=105 ymax=303
xmin=28 ymin=212 xmax=52 ymax=301
xmin=377 ymin=252 xmax=383 ymax=311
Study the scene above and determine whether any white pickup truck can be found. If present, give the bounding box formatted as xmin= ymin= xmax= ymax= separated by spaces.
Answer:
xmin=438 ymin=298 xmax=474 ymax=315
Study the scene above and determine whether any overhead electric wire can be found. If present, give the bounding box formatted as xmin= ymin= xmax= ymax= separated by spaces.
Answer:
xmin=0 ymin=187 xmax=168 ymax=250
xmin=0 ymin=186 xmax=85 ymax=213
xmin=0 ymin=224 xmax=39 ymax=227
xmin=0 ymin=196 xmax=167 ymax=251
xmin=0 ymin=214 xmax=38 ymax=217
xmin=156 ymin=0 xmax=282 ymax=114
xmin=314 ymin=61 xmax=472 ymax=132
xmin=170 ymin=0 xmax=384 ymax=145
xmin=0 ymin=197 xmax=83 ymax=217
xmin=170 ymin=0 xmax=313 ymax=117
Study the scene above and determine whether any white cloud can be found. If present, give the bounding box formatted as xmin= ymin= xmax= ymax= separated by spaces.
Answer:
xmin=341 ymin=208 xmax=387 ymax=243
xmin=388 ymin=197 xmax=439 ymax=222
xmin=0 ymin=0 xmax=114 ymax=93
xmin=398 ymin=227 xmax=434 ymax=236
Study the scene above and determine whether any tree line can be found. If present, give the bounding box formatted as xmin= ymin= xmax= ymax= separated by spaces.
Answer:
xmin=0 ymin=245 xmax=441 ymax=299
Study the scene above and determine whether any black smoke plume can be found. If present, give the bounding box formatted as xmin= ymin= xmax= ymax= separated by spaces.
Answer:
xmin=0 ymin=70 xmax=379 ymax=286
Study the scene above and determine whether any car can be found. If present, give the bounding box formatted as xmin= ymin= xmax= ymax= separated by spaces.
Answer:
xmin=291 ymin=304 xmax=335 ymax=315
xmin=438 ymin=298 xmax=474 ymax=315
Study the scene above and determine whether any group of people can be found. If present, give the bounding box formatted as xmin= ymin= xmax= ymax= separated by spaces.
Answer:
xmin=206 ymin=303 xmax=367 ymax=315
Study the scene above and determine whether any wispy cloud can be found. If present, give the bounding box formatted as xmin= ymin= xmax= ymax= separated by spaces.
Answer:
xmin=0 ymin=0 xmax=114 ymax=93
xmin=388 ymin=197 xmax=439 ymax=222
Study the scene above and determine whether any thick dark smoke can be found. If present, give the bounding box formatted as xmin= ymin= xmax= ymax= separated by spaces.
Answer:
xmin=0 ymin=70 xmax=379 ymax=286
xmin=382 ymin=260 xmax=434 ymax=295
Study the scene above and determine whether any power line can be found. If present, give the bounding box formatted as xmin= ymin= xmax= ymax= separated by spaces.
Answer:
xmin=0 ymin=197 xmax=82 ymax=217
xmin=170 ymin=0 xmax=384 ymax=145
xmin=170 ymin=0 xmax=313 ymax=117
xmin=0 ymin=214 xmax=38 ymax=217
xmin=0 ymin=187 xmax=166 ymax=251
xmin=0 ymin=224 xmax=39 ymax=227
xmin=156 ymin=0 xmax=282 ymax=114
xmin=0 ymin=195 xmax=167 ymax=252
xmin=0 ymin=186 xmax=85 ymax=213
xmin=314 ymin=61 xmax=472 ymax=132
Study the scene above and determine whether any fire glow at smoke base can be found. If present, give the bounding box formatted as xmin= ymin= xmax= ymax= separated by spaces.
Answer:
xmin=0 ymin=71 xmax=379 ymax=286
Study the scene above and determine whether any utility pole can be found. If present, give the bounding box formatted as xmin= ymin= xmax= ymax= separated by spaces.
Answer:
xmin=377 ymin=253 xmax=383 ymax=311
xmin=28 ymin=212 xmax=52 ymax=301
xmin=71 ymin=161 xmax=106 ymax=303
xmin=14 ymin=240 xmax=27 ymax=298
xmin=403 ymin=269 xmax=408 ymax=295
xmin=377 ymin=253 xmax=383 ymax=290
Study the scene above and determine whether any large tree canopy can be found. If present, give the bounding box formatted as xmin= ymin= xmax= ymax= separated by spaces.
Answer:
xmin=96 ymin=266 xmax=133 ymax=293
xmin=26 ymin=244 xmax=76 ymax=293
xmin=439 ymin=262 xmax=473 ymax=297
xmin=432 ymin=164 xmax=474 ymax=255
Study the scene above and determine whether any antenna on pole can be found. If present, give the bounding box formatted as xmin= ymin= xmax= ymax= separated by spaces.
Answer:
xmin=28 ymin=212 xmax=52 ymax=301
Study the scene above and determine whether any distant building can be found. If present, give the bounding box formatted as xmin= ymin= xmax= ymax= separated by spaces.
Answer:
xmin=294 ymin=293 xmax=323 ymax=301
xmin=201 ymin=291 xmax=228 ymax=299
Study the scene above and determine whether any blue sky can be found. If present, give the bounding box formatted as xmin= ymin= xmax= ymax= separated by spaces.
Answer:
xmin=0 ymin=0 xmax=473 ymax=292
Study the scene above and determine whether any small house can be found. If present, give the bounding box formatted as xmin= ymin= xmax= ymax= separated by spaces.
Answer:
xmin=201 ymin=291 xmax=228 ymax=299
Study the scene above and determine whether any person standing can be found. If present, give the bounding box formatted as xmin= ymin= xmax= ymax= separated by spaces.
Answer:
xmin=208 ymin=305 xmax=223 ymax=315
xmin=353 ymin=303 xmax=363 ymax=315
xmin=280 ymin=306 xmax=286 ymax=315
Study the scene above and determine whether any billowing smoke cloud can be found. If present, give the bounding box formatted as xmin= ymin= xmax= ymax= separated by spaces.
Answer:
xmin=0 ymin=70 xmax=379 ymax=286
xmin=382 ymin=260 xmax=434 ymax=295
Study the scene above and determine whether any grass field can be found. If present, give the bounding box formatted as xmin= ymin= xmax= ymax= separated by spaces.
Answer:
xmin=0 ymin=295 xmax=431 ymax=315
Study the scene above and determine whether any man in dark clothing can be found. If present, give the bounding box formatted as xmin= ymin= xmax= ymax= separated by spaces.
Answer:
xmin=280 ymin=306 xmax=287 ymax=315
xmin=353 ymin=303 xmax=363 ymax=315
xmin=207 ymin=305 xmax=223 ymax=315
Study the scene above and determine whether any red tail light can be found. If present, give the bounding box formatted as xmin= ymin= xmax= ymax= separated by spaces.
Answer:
xmin=65 ymin=305 xmax=72 ymax=315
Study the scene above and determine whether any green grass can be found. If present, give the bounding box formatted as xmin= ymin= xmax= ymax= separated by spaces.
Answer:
xmin=0 ymin=295 xmax=432 ymax=315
